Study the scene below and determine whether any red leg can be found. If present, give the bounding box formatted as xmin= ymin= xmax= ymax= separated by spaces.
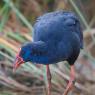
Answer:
xmin=46 ymin=65 xmax=52 ymax=95
xmin=63 ymin=65 xmax=75 ymax=95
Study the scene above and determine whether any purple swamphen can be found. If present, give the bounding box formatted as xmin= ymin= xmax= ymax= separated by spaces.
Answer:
xmin=13 ymin=10 xmax=83 ymax=95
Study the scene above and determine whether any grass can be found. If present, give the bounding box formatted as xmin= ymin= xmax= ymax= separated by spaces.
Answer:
xmin=0 ymin=0 xmax=95 ymax=95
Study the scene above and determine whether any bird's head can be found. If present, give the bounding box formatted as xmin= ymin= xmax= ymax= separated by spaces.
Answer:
xmin=13 ymin=41 xmax=46 ymax=72
xmin=13 ymin=43 xmax=32 ymax=72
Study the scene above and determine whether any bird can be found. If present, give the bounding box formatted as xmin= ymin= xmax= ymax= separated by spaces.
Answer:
xmin=13 ymin=10 xmax=83 ymax=95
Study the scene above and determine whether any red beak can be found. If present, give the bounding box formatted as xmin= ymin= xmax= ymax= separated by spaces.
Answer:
xmin=13 ymin=55 xmax=24 ymax=73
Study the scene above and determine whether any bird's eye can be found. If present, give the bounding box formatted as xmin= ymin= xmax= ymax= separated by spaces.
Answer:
xmin=20 ymin=51 xmax=25 ymax=55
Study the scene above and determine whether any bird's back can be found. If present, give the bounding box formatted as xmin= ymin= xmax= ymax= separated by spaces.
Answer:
xmin=33 ymin=10 xmax=83 ymax=49
xmin=33 ymin=11 xmax=73 ymax=41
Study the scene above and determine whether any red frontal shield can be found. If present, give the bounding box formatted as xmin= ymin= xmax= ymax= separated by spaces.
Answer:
xmin=13 ymin=48 xmax=24 ymax=72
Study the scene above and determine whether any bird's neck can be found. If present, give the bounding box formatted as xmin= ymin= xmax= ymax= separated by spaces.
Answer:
xmin=29 ymin=41 xmax=49 ymax=64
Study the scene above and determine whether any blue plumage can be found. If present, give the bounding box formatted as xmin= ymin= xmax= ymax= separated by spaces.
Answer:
xmin=14 ymin=10 xmax=83 ymax=95
xmin=19 ymin=10 xmax=83 ymax=65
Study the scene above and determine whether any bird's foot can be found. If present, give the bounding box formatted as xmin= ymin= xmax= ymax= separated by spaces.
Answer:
xmin=47 ymin=89 xmax=51 ymax=95
xmin=46 ymin=80 xmax=51 ymax=95
xmin=63 ymin=79 xmax=76 ymax=95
